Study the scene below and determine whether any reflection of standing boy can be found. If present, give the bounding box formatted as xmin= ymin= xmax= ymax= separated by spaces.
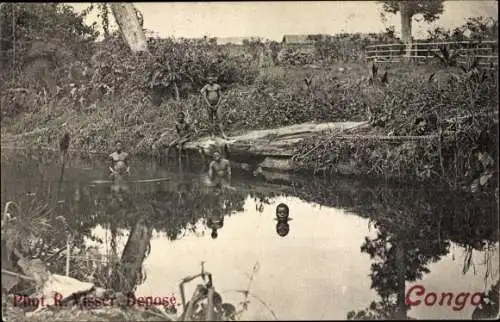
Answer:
xmin=200 ymin=76 xmax=227 ymax=138
xmin=207 ymin=212 xmax=224 ymax=239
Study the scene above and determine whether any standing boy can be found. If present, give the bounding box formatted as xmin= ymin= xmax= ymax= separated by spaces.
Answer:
xmin=200 ymin=76 xmax=227 ymax=138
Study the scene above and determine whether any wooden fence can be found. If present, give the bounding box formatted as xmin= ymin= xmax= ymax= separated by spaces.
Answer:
xmin=365 ymin=40 xmax=498 ymax=67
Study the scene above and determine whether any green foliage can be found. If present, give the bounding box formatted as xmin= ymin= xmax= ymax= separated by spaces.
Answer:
xmin=380 ymin=0 xmax=444 ymax=43
xmin=294 ymin=62 xmax=498 ymax=187
xmin=0 ymin=3 xmax=98 ymax=69
xmin=338 ymin=187 xmax=497 ymax=320
xmin=472 ymin=280 xmax=499 ymax=319
xmin=279 ymin=48 xmax=315 ymax=66
xmin=279 ymin=31 xmax=399 ymax=66
xmin=0 ymin=4 xmax=498 ymax=191
xmin=380 ymin=0 xmax=444 ymax=22
xmin=315 ymin=32 xmax=400 ymax=64
xmin=148 ymin=37 xmax=259 ymax=90
xmin=432 ymin=45 xmax=460 ymax=67
xmin=427 ymin=16 xmax=498 ymax=42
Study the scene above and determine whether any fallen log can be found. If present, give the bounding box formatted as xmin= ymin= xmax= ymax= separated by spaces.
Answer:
xmin=181 ymin=121 xmax=369 ymax=159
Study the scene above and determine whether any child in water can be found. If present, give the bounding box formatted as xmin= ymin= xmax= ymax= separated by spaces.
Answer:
xmin=208 ymin=151 xmax=231 ymax=188
xmin=109 ymin=141 xmax=130 ymax=176
xmin=276 ymin=203 xmax=289 ymax=220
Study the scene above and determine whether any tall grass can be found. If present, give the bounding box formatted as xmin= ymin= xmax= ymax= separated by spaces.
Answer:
xmin=294 ymin=61 xmax=498 ymax=188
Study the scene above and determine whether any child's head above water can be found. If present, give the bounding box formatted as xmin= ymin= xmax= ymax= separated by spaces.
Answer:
xmin=276 ymin=203 xmax=289 ymax=219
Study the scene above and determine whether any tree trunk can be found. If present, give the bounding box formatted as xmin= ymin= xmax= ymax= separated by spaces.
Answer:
xmin=110 ymin=3 xmax=148 ymax=53
xmin=399 ymin=1 xmax=413 ymax=62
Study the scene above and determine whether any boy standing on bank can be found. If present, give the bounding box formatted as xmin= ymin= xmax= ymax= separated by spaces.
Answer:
xmin=200 ymin=75 xmax=227 ymax=138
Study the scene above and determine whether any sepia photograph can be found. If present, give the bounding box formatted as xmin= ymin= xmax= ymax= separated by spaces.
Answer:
xmin=1 ymin=1 xmax=499 ymax=321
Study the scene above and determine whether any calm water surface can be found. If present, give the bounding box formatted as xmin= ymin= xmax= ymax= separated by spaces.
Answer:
xmin=1 ymin=149 xmax=498 ymax=320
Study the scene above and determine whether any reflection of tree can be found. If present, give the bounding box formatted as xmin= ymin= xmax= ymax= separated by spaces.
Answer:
xmin=2 ymin=151 xmax=250 ymax=294
xmin=84 ymin=179 xmax=247 ymax=240
xmin=82 ymin=180 xmax=249 ymax=290
xmin=3 ymin=152 xmax=498 ymax=317
xmin=111 ymin=215 xmax=153 ymax=294
xmin=349 ymin=222 xmax=449 ymax=319
xmin=344 ymin=190 xmax=498 ymax=320
xmin=472 ymin=280 xmax=499 ymax=319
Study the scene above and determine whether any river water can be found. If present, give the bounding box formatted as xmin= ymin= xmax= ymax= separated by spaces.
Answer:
xmin=1 ymin=148 xmax=498 ymax=320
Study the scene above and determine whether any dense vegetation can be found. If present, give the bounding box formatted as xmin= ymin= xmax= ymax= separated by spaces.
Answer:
xmin=0 ymin=4 xmax=498 ymax=190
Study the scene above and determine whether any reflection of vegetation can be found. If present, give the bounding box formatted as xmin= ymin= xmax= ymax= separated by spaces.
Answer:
xmin=88 ymin=179 xmax=247 ymax=240
xmin=1 ymin=152 xmax=250 ymax=292
xmin=472 ymin=280 xmax=499 ymax=319
xmin=263 ymin=175 xmax=498 ymax=320
xmin=2 ymin=151 xmax=498 ymax=320
xmin=249 ymin=191 xmax=275 ymax=213
xmin=338 ymin=187 xmax=497 ymax=320
xmin=348 ymin=215 xmax=449 ymax=319
xmin=80 ymin=182 xmax=248 ymax=291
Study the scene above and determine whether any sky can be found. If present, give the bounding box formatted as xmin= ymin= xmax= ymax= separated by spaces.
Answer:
xmin=70 ymin=1 xmax=498 ymax=41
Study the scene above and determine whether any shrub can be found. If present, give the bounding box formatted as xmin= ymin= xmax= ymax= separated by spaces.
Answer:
xmin=294 ymin=63 xmax=498 ymax=188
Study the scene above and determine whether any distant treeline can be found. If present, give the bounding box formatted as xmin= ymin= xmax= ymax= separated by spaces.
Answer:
xmin=208 ymin=17 xmax=498 ymax=66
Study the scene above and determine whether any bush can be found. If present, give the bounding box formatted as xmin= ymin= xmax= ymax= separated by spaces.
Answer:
xmin=294 ymin=63 xmax=498 ymax=188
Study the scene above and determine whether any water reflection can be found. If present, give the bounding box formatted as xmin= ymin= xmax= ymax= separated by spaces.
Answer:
xmin=340 ymin=189 xmax=499 ymax=320
xmin=275 ymin=220 xmax=290 ymax=237
xmin=1 ymin=150 xmax=498 ymax=320
xmin=110 ymin=176 xmax=129 ymax=195
xmin=275 ymin=203 xmax=291 ymax=237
